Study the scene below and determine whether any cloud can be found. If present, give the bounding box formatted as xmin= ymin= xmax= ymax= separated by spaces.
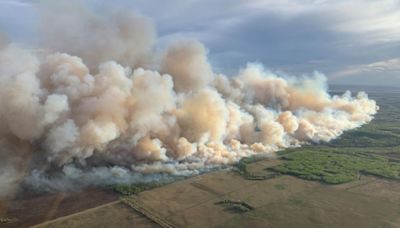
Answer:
xmin=332 ymin=58 xmax=400 ymax=78
xmin=0 ymin=0 xmax=36 ymax=43
xmin=246 ymin=0 xmax=400 ymax=44
xmin=0 ymin=0 xmax=30 ymax=7
xmin=330 ymin=0 xmax=400 ymax=44
xmin=125 ymin=0 xmax=400 ymax=82
xmin=1 ymin=0 xmax=400 ymax=85
xmin=135 ymin=0 xmax=400 ymax=45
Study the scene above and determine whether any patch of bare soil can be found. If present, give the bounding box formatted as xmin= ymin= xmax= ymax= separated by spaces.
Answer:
xmin=0 ymin=187 xmax=118 ymax=228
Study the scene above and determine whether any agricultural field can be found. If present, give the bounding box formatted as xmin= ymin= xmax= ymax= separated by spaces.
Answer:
xmin=0 ymin=188 xmax=119 ymax=228
xmin=34 ymin=167 xmax=400 ymax=228
xmin=34 ymin=201 xmax=158 ymax=228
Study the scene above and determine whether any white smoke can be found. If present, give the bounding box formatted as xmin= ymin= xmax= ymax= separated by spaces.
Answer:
xmin=0 ymin=1 xmax=378 ymax=193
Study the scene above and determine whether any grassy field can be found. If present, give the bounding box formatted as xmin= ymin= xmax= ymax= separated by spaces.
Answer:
xmin=121 ymin=171 xmax=400 ymax=228
xmin=272 ymin=148 xmax=400 ymax=184
xmin=36 ymin=165 xmax=400 ymax=228
xmin=35 ymin=201 xmax=158 ymax=228
xmin=113 ymin=182 xmax=165 ymax=196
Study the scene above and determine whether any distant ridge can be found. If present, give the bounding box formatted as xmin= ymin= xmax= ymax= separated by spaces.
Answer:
xmin=329 ymin=84 xmax=400 ymax=93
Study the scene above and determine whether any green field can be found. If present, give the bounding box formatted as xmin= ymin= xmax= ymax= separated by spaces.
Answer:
xmin=272 ymin=148 xmax=400 ymax=184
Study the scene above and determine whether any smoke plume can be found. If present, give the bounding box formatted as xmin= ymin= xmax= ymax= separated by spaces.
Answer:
xmin=0 ymin=2 xmax=377 ymax=194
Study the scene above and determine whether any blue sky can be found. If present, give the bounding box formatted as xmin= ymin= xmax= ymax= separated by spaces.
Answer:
xmin=1 ymin=0 xmax=400 ymax=86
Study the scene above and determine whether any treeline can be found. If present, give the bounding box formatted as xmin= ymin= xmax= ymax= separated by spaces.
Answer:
xmin=235 ymin=156 xmax=279 ymax=180
xmin=113 ymin=182 xmax=164 ymax=195
xmin=215 ymin=199 xmax=254 ymax=213
xmin=271 ymin=149 xmax=400 ymax=184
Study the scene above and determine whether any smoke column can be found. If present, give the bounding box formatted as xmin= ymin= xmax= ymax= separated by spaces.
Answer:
xmin=0 ymin=1 xmax=378 ymax=194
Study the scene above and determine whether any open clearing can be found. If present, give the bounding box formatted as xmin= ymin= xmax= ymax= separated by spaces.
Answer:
xmin=35 ymin=158 xmax=400 ymax=228
xmin=0 ymin=188 xmax=118 ymax=228
xmin=34 ymin=201 xmax=158 ymax=228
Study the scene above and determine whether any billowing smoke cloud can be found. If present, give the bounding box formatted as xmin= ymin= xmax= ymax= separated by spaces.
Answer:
xmin=37 ymin=0 xmax=156 ymax=70
xmin=0 ymin=1 xmax=378 ymax=194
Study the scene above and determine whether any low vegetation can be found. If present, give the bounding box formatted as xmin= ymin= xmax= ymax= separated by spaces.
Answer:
xmin=121 ymin=196 xmax=177 ymax=228
xmin=215 ymin=199 xmax=254 ymax=213
xmin=113 ymin=182 xmax=164 ymax=195
xmin=236 ymin=155 xmax=279 ymax=180
xmin=0 ymin=218 xmax=16 ymax=224
xmin=324 ymin=124 xmax=400 ymax=148
xmin=287 ymin=196 xmax=305 ymax=206
xmin=271 ymin=149 xmax=400 ymax=184
xmin=274 ymin=184 xmax=286 ymax=190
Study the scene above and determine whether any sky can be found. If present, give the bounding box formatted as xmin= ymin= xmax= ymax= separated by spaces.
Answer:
xmin=0 ymin=0 xmax=399 ymax=87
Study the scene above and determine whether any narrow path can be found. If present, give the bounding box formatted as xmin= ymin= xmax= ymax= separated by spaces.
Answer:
xmin=31 ymin=201 xmax=120 ymax=227
xmin=43 ymin=193 xmax=66 ymax=222
xmin=120 ymin=196 xmax=177 ymax=228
